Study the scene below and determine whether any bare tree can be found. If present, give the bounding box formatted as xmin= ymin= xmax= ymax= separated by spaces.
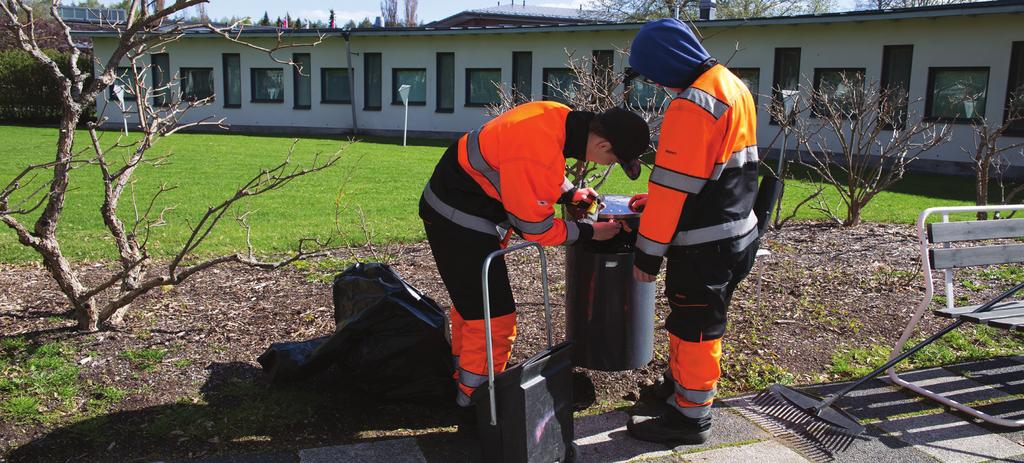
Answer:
xmin=488 ymin=49 xmax=666 ymax=191
xmin=963 ymin=89 xmax=1024 ymax=218
xmin=402 ymin=0 xmax=418 ymax=26
xmin=588 ymin=0 xmax=827 ymax=21
xmin=0 ymin=0 xmax=340 ymax=332
xmin=776 ymin=72 xmax=950 ymax=226
xmin=380 ymin=0 xmax=399 ymax=27
xmin=856 ymin=0 xmax=976 ymax=10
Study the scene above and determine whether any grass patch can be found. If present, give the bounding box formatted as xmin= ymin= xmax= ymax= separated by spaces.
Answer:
xmin=721 ymin=354 xmax=796 ymax=394
xmin=120 ymin=348 xmax=168 ymax=371
xmin=291 ymin=256 xmax=358 ymax=283
xmin=0 ymin=126 xmax=983 ymax=264
xmin=829 ymin=325 xmax=1024 ymax=379
xmin=0 ymin=341 xmax=88 ymax=424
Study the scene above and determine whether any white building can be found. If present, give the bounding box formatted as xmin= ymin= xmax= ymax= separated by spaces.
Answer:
xmin=82 ymin=0 xmax=1024 ymax=172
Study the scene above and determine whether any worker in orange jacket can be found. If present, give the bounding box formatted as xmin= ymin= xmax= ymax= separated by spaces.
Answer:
xmin=625 ymin=19 xmax=760 ymax=444
xmin=420 ymin=101 xmax=650 ymax=432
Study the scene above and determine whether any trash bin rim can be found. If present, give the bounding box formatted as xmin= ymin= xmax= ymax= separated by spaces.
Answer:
xmin=597 ymin=194 xmax=640 ymax=220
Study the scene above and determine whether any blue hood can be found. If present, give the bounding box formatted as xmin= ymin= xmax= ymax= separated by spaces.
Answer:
xmin=629 ymin=19 xmax=711 ymax=88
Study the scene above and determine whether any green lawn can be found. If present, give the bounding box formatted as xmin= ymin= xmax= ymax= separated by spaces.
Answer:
xmin=0 ymin=125 xmax=980 ymax=263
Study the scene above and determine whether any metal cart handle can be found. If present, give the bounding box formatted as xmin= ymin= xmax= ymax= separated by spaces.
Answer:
xmin=481 ymin=241 xmax=554 ymax=426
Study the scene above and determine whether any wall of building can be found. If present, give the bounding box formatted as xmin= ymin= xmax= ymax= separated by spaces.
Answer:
xmin=92 ymin=13 xmax=1024 ymax=166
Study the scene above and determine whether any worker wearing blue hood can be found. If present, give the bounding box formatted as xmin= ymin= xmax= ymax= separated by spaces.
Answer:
xmin=626 ymin=18 xmax=761 ymax=444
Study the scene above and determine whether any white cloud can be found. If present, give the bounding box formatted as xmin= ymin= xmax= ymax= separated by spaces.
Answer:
xmin=332 ymin=9 xmax=380 ymax=23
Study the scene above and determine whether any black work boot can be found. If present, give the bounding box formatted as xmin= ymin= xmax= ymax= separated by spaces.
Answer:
xmin=627 ymin=409 xmax=711 ymax=445
xmin=455 ymin=405 xmax=478 ymax=439
xmin=651 ymin=369 xmax=674 ymax=402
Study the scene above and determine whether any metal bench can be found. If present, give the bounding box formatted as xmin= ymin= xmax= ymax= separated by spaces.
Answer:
xmin=888 ymin=204 xmax=1024 ymax=427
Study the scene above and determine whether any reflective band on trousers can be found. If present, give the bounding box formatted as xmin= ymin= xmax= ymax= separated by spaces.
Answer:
xmin=422 ymin=183 xmax=506 ymax=237
xmin=710 ymin=145 xmax=759 ymax=181
xmin=459 ymin=368 xmax=488 ymax=388
xmin=675 ymin=383 xmax=716 ymax=404
xmin=508 ymin=213 xmax=554 ymax=236
xmin=672 ymin=211 xmax=757 ymax=246
xmin=677 ymin=87 xmax=729 ymax=120
xmin=650 ymin=166 xmax=707 ymax=194
xmin=466 ymin=129 xmax=501 ymax=194
xmin=668 ymin=398 xmax=712 ymax=419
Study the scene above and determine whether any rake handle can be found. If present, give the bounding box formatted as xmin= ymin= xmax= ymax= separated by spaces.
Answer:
xmin=816 ymin=279 xmax=1024 ymax=411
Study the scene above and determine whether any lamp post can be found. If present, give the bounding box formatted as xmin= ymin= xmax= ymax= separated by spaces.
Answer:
xmin=399 ymin=84 xmax=411 ymax=147
xmin=113 ymin=83 xmax=128 ymax=135
xmin=778 ymin=89 xmax=800 ymax=174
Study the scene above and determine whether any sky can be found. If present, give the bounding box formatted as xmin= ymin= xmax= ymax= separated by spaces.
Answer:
xmin=100 ymin=0 xmax=857 ymax=25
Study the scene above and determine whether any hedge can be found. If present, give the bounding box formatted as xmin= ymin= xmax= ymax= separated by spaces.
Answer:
xmin=0 ymin=49 xmax=94 ymax=124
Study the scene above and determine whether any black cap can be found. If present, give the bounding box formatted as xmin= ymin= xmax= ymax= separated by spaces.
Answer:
xmin=596 ymin=108 xmax=650 ymax=180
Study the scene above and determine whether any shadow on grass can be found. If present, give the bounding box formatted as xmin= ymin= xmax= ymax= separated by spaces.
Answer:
xmin=7 ymin=362 xmax=465 ymax=463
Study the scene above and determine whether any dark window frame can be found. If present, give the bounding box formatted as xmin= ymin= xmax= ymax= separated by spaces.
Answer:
xmin=109 ymin=66 xmax=137 ymax=102
xmin=320 ymin=68 xmax=352 ymax=104
xmin=179 ymin=67 xmax=215 ymax=102
xmin=292 ymin=53 xmax=312 ymax=110
xmin=730 ymin=67 xmax=760 ymax=106
xmin=222 ymin=53 xmax=241 ymax=108
xmin=542 ymin=67 xmax=575 ymax=104
xmin=436 ymin=52 xmax=454 ymax=113
xmin=363 ymin=52 xmax=382 ymax=111
xmin=924 ymin=66 xmax=991 ymax=124
xmin=151 ymin=53 xmax=170 ymax=107
xmin=391 ymin=68 xmax=427 ymax=106
xmin=770 ymin=47 xmax=801 ymax=126
xmin=250 ymin=67 xmax=285 ymax=103
xmin=1005 ymin=41 xmax=1024 ymax=136
xmin=880 ymin=45 xmax=913 ymax=129
xmin=465 ymin=67 xmax=502 ymax=108
xmin=811 ymin=67 xmax=866 ymax=119
xmin=623 ymin=66 xmax=667 ymax=111
xmin=512 ymin=51 xmax=532 ymax=103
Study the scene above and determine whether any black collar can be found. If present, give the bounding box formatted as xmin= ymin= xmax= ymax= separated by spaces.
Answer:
xmin=563 ymin=110 xmax=593 ymax=161
xmin=682 ymin=57 xmax=719 ymax=90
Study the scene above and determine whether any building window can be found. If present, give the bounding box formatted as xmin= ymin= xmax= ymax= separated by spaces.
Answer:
xmin=437 ymin=53 xmax=454 ymax=113
xmin=251 ymin=68 xmax=284 ymax=103
xmin=593 ymin=49 xmax=614 ymax=90
xmin=151 ymin=53 xmax=169 ymax=107
xmin=512 ymin=51 xmax=532 ymax=103
xmin=543 ymin=68 xmax=576 ymax=105
xmin=1005 ymin=42 xmax=1024 ymax=135
xmin=880 ymin=45 xmax=912 ymax=128
xmin=731 ymin=68 xmax=760 ymax=106
xmin=180 ymin=67 xmax=214 ymax=102
xmin=771 ymin=47 xmax=801 ymax=125
xmin=925 ymin=67 xmax=989 ymax=122
xmin=110 ymin=66 xmax=136 ymax=102
xmin=624 ymin=67 xmax=668 ymax=111
xmin=392 ymin=68 xmax=426 ymax=105
xmin=293 ymin=53 xmax=311 ymax=109
xmin=812 ymin=68 xmax=865 ymax=118
xmin=321 ymin=68 xmax=351 ymax=104
xmin=466 ymin=68 xmax=501 ymax=107
xmin=364 ymin=53 xmax=382 ymax=110
xmin=222 ymin=54 xmax=241 ymax=108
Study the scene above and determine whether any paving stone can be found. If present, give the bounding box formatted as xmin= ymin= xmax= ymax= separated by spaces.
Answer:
xmin=892 ymin=366 xmax=1011 ymax=405
xmin=874 ymin=410 xmax=1024 ymax=463
xmin=299 ymin=438 xmax=427 ymax=463
xmin=946 ymin=357 xmax=1024 ymax=396
xmin=573 ymin=408 xmax=770 ymax=463
xmin=678 ymin=440 xmax=807 ymax=463
xmin=164 ymin=453 xmax=297 ymax=463
xmin=833 ymin=422 xmax=938 ymax=463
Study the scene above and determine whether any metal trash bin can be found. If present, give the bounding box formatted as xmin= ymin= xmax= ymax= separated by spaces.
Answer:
xmin=565 ymin=194 xmax=655 ymax=371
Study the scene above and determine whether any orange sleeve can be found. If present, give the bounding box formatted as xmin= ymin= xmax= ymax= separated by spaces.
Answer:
xmin=499 ymin=159 xmax=585 ymax=246
xmin=635 ymin=100 xmax=719 ymax=274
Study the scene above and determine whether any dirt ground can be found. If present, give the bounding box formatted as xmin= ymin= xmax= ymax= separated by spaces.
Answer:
xmin=1 ymin=221 xmax=1016 ymax=462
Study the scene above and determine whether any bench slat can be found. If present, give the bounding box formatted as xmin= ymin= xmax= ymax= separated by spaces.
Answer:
xmin=935 ymin=301 xmax=1024 ymax=318
xmin=930 ymin=244 xmax=1024 ymax=269
xmin=988 ymin=316 xmax=1024 ymax=331
xmin=929 ymin=219 xmax=1024 ymax=243
xmin=961 ymin=306 xmax=1024 ymax=322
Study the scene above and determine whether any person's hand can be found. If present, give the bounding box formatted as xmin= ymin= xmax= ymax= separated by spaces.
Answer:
xmin=573 ymin=187 xmax=599 ymax=204
xmin=633 ymin=265 xmax=656 ymax=282
xmin=591 ymin=221 xmax=622 ymax=241
xmin=628 ymin=193 xmax=649 ymax=213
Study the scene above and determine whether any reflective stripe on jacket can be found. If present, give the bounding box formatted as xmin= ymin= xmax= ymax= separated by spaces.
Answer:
xmin=635 ymin=64 xmax=760 ymax=275
xmin=427 ymin=101 xmax=583 ymax=246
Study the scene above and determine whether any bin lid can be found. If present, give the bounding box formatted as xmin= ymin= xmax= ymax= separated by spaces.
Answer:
xmin=597 ymin=194 xmax=640 ymax=220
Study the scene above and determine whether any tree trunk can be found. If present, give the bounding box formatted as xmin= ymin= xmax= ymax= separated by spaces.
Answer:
xmin=977 ymin=156 xmax=990 ymax=220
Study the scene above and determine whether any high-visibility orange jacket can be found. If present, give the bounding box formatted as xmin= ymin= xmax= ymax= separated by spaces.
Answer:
xmin=421 ymin=101 xmax=594 ymax=246
xmin=634 ymin=64 xmax=760 ymax=275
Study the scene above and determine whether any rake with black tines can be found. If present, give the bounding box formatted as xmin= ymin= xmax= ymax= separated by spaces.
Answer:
xmin=755 ymin=280 xmax=1024 ymax=440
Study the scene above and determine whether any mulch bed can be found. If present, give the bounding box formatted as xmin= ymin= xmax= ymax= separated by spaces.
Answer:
xmin=0 ymin=221 xmax=998 ymax=462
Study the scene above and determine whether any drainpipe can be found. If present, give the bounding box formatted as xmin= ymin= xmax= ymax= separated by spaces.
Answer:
xmin=342 ymin=29 xmax=359 ymax=135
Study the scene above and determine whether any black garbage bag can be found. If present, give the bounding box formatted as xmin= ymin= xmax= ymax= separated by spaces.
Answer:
xmin=257 ymin=262 xmax=454 ymax=400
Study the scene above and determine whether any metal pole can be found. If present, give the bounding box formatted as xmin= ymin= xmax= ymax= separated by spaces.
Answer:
xmin=343 ymin=30 xmax=359 ymax=135
xmin=403 ymin=101 xmax=409 ymax=146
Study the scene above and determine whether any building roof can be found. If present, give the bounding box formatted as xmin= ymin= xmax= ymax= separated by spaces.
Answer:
xmin=76 ymin=0 xmax=1024 ymax=38
xmin=466 ymin=4 xmax=591 ymax=19
xmin=427 ymin=3 xmax=599 ymax=27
